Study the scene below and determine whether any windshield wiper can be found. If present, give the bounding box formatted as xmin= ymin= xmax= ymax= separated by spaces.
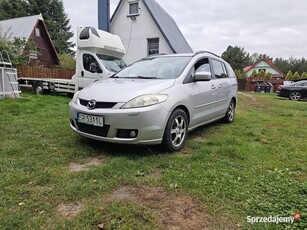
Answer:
xmin=106 ymin=66 xmax=120 ymax=73
xmin=136 ymin=76 xmax=158 ymax=79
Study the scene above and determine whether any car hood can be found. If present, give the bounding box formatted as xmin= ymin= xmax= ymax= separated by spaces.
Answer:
xmin=78 ymin=78 xmax=175 ymax=102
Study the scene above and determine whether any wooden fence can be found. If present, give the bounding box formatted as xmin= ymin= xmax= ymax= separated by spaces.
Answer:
xmin=16 ymin=65 xmax=74 ymax=80
xmin=237 ymin=77 xmax=284 ymax=92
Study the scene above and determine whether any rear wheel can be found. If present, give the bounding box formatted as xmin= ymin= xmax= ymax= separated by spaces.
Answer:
xmin=33 ymin=82 xmax=44 ymax=95
xmin=162 ymin=109 xmax=188 ymax=152
xmin=223 ymin=100 xmax=235 ymax=123
xmin=289 ymin=91 xmax=301 ymax=101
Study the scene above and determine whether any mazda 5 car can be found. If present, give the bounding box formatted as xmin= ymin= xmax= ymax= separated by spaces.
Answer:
xmin=69 ymin=51 xmax=238 ymax=151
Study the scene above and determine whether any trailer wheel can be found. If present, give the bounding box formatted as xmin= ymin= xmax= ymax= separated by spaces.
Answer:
xmin=33 ymin=82 xmax=44 ymax=95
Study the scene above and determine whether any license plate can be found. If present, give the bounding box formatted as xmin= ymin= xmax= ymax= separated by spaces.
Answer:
xmin=77 ymin=113 xmax=104 ymax=127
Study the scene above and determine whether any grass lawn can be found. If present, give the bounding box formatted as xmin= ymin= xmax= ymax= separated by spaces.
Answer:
xmin=0 ymin=91 xmax=306 ymax=229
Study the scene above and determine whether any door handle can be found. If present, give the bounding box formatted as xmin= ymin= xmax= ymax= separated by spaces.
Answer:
xmin=211 ymin=85 xmax=216 ymax=90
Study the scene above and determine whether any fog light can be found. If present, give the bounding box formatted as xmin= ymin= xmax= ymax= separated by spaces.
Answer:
xmin=130 ymin=130 xmax=137 ymax=138
xmin=116 ymin=129 xmax=138 ymax=138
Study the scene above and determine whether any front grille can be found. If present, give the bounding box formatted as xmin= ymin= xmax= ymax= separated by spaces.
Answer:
xmin=79 ymin=99 xmax=117 ymax=109
xmin=76 ymin=122 xmax=110 ymax=137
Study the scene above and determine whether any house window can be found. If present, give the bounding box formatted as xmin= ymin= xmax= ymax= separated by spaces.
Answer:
xmin=35 ymin=28 xmax=40 ymax=37
xmin=129 ymin=2 xmax=139 ymax=15
xmin=148 ymin=38 xmax=159 ymax=56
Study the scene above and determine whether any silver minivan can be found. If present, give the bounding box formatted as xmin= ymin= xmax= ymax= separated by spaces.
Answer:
xmin=69 ymin=51 xmax=238 ymax=151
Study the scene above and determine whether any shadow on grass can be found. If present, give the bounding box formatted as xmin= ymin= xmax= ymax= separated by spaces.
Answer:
xmin=72 ymin=121 xmax=225 ymax=159
xmin=77 ymin=137 xmax=167 ymax=159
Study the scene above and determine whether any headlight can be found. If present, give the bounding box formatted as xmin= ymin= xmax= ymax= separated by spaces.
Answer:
xmin=121 ymin=94 xmax=168 ymax=109
xmin=72 ymin=91 xmax=81 ymax=104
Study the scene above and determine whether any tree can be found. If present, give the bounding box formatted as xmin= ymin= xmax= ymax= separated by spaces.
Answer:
xmin=234 ymin=69 xmax=246 ymax=79
xmin=222 ymin=46 xmax=250 ymax=71
xmin=250 ymin=52 xmax=271 ymax=64
xmin=285 ymin=70 xmax=293 ymax=80
xmin=301 ymin=72 xmax=307 ymax=79
xmin=258 ymin=69 xmax=266 ymax=78
xmin=292 ymin=72 xmax=300 ymax=80
xmin=0 ymin=0 xmax=74 ymax=54
xmin=274 ymin=57 xmax=290 ymax=75
xmin=265 ymin=71 xmax=272 ymax=80
xmin=0 ymin=37 xmax=36 ymax=65
xmin=251 ymin=69 xmax=258 ymax=78
xmin=58 ymin=52 xmax=76 ymax=70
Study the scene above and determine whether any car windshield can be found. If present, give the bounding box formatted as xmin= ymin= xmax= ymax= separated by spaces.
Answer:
xmin=97 ymin=54 xmax=126 ymax=73
xmin=113 ymin=56 xmax=192 ymax=79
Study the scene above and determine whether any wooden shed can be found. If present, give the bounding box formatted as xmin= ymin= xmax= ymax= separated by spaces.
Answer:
xmin=0 ymin=14 xmax=59 ymax=68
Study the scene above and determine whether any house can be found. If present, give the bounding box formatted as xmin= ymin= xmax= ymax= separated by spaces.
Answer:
xmin=243 ymin=58 xmax=284 ymax=79
xmin=242 ymin=59 xmax=284 ymax=92
xmin=0 ymin=14 xmax=59 ymax=68
xmin=110 ymin=0 xmax=193 ymax=64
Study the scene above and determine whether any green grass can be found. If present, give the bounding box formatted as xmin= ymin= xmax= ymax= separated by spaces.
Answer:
xmin=0 ymin=91 xmax=306 ymax=229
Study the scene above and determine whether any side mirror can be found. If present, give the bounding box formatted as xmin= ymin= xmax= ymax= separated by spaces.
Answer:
xmin=194 ymin=71 xmax=212 ymax=81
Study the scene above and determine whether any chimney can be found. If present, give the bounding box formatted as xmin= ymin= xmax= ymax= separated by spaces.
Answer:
xmin=98 ymin=0 xmax=110 ymax=32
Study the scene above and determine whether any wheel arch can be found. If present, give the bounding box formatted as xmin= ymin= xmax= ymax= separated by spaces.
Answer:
xmin=172 ymin=105 xmax=190 ymax=125
xmin=232 ymin=97 xmax=237 ymax=107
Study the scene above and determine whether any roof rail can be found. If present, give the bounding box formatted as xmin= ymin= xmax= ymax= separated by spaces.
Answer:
xmin=194 ymin=51 xmax=220 ymax=58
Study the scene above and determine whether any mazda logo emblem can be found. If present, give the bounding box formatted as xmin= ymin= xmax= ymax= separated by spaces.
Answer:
xmin=87 ymin=100 xmax=96 ymax=110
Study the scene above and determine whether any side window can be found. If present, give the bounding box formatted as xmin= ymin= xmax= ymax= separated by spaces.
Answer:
xmin=195 ymin=58 xmax=210 ymax=73
xmin=212 ymin=60 xmax=228 ymax=78
xmin=83 ymin=54 xmax=102 ymax=73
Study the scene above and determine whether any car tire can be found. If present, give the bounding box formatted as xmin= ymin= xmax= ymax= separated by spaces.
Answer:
xmin=289 ymin=91 xmax=302 ymax=101
xmin=33 ymin=82 xmax=44 ymax=95
xmin=223 ymin=100 xmax=235 ymax=123
xmin=162 ymin=109 xmax=188 ymax=152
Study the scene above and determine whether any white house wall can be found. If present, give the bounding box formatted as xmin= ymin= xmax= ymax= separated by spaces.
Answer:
xmin=110 ymin=0 xmax=173 ymax=64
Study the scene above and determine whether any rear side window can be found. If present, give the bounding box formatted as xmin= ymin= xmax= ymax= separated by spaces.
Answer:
xmin=212 ymin=60 xmax=228 ymax=78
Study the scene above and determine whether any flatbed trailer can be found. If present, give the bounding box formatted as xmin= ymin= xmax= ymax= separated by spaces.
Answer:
xmin=18 ymin=77 xmax=76 ymax=94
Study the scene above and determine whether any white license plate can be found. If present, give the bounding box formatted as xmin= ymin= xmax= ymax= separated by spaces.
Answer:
xmin=77 ymin=113 xmax=104 ymax=127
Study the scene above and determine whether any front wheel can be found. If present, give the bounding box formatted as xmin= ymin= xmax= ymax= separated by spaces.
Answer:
xmin=289 ymin=91 xmax=302 ymax=101
xmin=223 ymin=100 xmax=235 ymax=123
xmin=162 ymin=109 xmax=188 ymax=152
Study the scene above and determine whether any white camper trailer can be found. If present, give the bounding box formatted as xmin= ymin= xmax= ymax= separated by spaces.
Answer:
xmin=18 ymin=26 xmax=125 ymax=94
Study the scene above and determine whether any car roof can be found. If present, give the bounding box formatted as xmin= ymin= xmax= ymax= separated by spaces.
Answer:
xmin=293 ymin=80 xmax=307 ymax=84
xmin=146 ymin=51 xmax=223 ymax=60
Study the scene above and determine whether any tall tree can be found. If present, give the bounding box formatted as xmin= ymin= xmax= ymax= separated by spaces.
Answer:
xmin=221 ymin=46 xmax=250 ymax=71
xmin=250 ymin=52 xmax=271 ymax=64
xmin=0 ymin=0 xmax=74 ymax=54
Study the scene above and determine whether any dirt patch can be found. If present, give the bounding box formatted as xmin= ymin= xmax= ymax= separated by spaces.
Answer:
xmin=109 ymin=185 xmax=220 ymax=230
xmin=145 ymin=169 xmax=163 ymax=180
xmin=57 ymin=201 xmax=84 ymax=219
xmin=238 ymin=92 xmax=256 ymax=102
xmin=68 ymin=157 xmax=103 ymax=172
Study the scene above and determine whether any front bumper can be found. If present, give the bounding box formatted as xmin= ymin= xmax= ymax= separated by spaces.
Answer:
xmin=69 ymin=101 xmax=170 ymax=145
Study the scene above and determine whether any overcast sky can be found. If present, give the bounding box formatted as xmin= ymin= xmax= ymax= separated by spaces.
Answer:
xmin=62 ymin=0 xmax=307 ymax=59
